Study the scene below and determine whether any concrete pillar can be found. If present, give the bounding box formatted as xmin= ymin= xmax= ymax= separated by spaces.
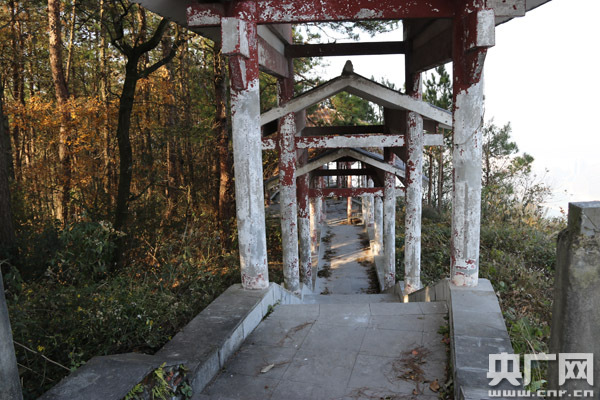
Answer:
xmin=297 ymin=173 xmax=312 ymax=287
xmin=309 ymin=197 xmax=318 ymax=255
xmin=548 ymin=202 xmax=600 ymax=393
xmin=383 ymin=150 xmax=396 ymax=289
xmin=366 ymin=178 xmax=375 ymax=229
xmin=404 ymin=74 xmax=424 ymax=294
xmin=318 ymin=176 xmax=326 ymax=223
xmin=225 ymin=3 xmax=269 ymax=289
xmin=277 ymin=58 xmax=300 ymax=294
xmin=347 ymin=163 xmax=353 ymax=223
xmin=374 ymin=195 xmax=383 ymax=256
xmin=0 ymin=274 xmax=23 ymax=400
xmin=450 ymin=1 xmax=493 ymax=287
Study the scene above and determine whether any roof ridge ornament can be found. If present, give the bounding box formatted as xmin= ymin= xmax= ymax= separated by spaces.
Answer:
xmin=342 ymin=60 xmax=354 ymax=76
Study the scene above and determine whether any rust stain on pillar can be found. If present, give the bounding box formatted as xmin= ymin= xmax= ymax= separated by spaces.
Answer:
xmin=450 ymin=0 xmax=494 ymax=287
xmin=226 ymin=1 xmax=268 ymax=289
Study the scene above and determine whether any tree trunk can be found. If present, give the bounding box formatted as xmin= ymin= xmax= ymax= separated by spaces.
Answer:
xmin=48 ymin=0 xmax=72 ymax=223
xmin=9 ymin=0 xmax=23 ymax=182
xmin=0 ymin=82 xmax=16 ymax=250
xmin=214 ymin=44 xmax=234 ymax=243
xmin=99 ymin=0 xmax=113 ymax=204
xmin=113 ymin=58 xmax=138 ymax=232
xmin=427 ymin=151 xmax=433 ymax=206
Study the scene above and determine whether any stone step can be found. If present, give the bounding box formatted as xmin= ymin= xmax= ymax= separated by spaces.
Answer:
xmin=302 ymin=293 xmax=400 ymax=304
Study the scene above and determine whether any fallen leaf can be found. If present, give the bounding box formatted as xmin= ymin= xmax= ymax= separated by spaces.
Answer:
xmin=260 ymin=363 xmax=275 ymax=374
xmin=429 ymin=379 xmax=440 ymax=392
xmin=413 ymin=389 xmax=419 ymax=395
xmin=411 ymin=350 xmax=419 ymax=355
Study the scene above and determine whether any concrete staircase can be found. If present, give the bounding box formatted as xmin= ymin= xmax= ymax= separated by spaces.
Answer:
xmin=302 ymin=293 xmax=400 ymax=304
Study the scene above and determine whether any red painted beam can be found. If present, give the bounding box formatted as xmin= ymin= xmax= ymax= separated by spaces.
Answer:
xmin=286 ymin=42 xmax=407 ymax=58
xmin=309 ymin=187 xmax=384 ymax=198
xmin=187 ymin=1 xmax=454 ymax=27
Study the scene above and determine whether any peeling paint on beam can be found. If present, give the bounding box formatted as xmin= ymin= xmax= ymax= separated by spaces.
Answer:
xmin=286 ymin=42 xmax=406 ymax=58
xmin=296 ymin=134 xmax=405 ymax=149
xmin=308 ymin=187 xmax=383 ymax=198
xmin=188 ymin=0 xmax=454 ymax=26
xmin=256 ymin=0 xmax=455 ymax=23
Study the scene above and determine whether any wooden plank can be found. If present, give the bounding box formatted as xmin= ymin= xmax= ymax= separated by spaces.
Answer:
xmin=286 ymin=42 xmax=406 ymax=58
xmin=296 ymin=134 xmax=405 ymax=149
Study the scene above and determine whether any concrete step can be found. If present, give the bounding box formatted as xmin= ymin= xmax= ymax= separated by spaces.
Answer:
xmin=302 ymin=293 xmax=400 ymax=304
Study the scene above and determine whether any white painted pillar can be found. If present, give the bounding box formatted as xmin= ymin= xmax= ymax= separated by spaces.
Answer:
xmin=346 ymin=164 xmax=352 ymax=223
xmin=383 ymin=152 xmax=397 ymax=290
xmin=318 ymin=176 xmax=326 ymax=223
xmin=309 ymin=197 xmax=318 ymax=256
xmin=450 ymin=2 xmax=494 ymax=287
xmin=278 ymin=111 xmax=300 ymax=293
xmin=277 ymin=53 xmax=300 ymax=293
xmin=297 ymin=173 xmax=312 ymax=287
xmin=224 ymin=4 xmax=268 ymax=289
xmin=374 ymin=195 xmax=383 ymax=256
xmin=404 ymin=75 xmax=424 ymax=294
xmin=367 ymin=178 xmax=375 ymax=229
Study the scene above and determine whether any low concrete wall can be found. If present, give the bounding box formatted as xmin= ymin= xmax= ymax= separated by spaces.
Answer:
xmin=40 ymin=283 xmax=301 ymax=400
xmin=409 ymin=279 xmax=521 ymax=399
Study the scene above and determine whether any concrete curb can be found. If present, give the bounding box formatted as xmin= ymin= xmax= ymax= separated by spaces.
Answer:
xmin=40 ymin=283 xmax=301 ymax=400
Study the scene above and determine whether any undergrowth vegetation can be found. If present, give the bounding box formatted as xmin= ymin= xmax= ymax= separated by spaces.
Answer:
xmin=2 ymin=212 xmax=285 ymax=399
xmin=396 ymin=204 xmax=564 ymax=390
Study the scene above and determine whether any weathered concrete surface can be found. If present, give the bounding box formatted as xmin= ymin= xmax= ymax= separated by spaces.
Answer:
xmin=0 ymin=274 xmax=22 ymax=400
xmin=278 ymin=111 xmax=300 ymax=294
xmin=548 ymin=202 xmax=600 ymax=393
xmin=403 ymin=71 xmax=424 ymax=295
xmin=314 ymin=200 xmax=375 ymax=295
xmin=383 ymin=152 xmax=397 ymax=290
xmin=297 ymin=174 xmax=312 ymax=287
xmin=408 ymin=279 xmax=520 ymax=399
xmin=227 ymin=3 xmax=269 ymax=289
xmin=40 ymin=353 xmax=159 ymax=400
xmin=450 ymin=1 xmax=492 ymax=288
xmin=203 ymin=301 xmax=447 ymax=399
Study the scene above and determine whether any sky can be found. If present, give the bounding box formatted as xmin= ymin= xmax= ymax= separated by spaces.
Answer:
xmin=313 ymin=0 xmax=600 ymax=217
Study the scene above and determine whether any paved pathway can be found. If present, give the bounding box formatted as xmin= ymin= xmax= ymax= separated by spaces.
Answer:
xmin=199 ymin=199 xmax=449 ymax=400
xmin=314 ymin=200 xmax=375 ymax=295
